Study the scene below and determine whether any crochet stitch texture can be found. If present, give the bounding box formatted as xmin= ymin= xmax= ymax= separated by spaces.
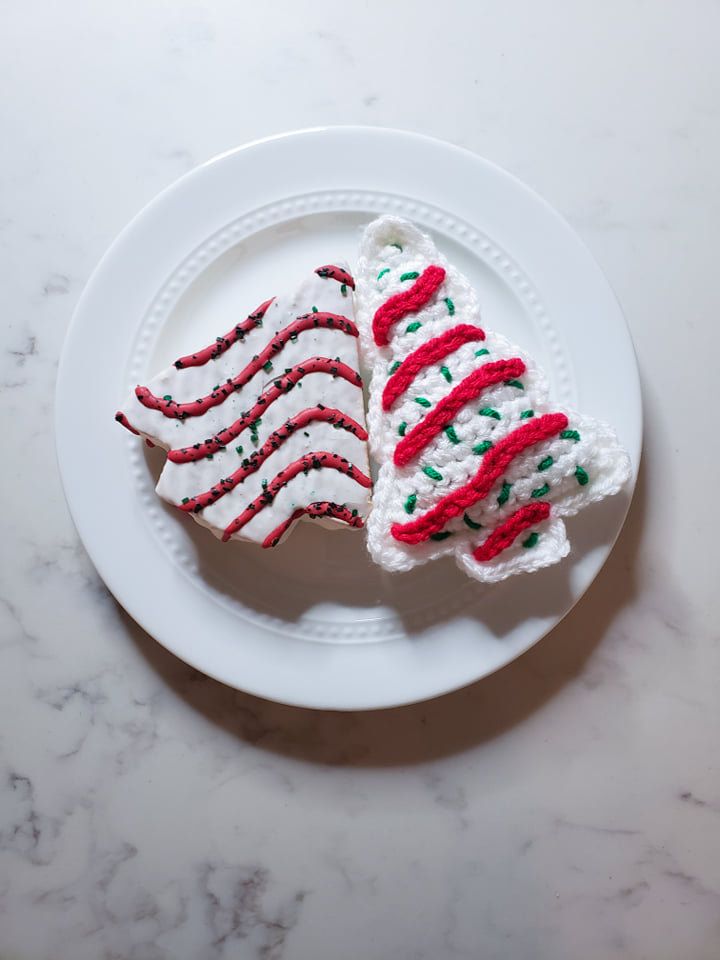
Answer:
xmin=355 ymin=216 xmax=631 ymax=583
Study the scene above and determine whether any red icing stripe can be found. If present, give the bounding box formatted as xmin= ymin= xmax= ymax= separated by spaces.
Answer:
xmin=173 ymin=299 xmax=274 ymax=369
xmin=391 ymin=413 xmax=568 ymax=544
xmin=393 ymin=358 xmax=526 ymax=467
xmin=262 ymin=501 xmax=364 ymax=548
xmin=136 ymin=313 xmax=358 ymax=420
xmin=178 ymin=407 xmax=367 ymax=513
xmin=221 ymin=452 xmax=372 ymax=541
xmin=315 ymin=265 xmax=355 ymax=289
xmin=115 ymin=411 xmax=140 ymax=435
xmin=472 ymin=501 xmax=551 ymax=562
xmin=372 ymin=265 xmax=446 ymax=346
xmin=382 ymin=324 xmax=486 ymax=411
xmin=168 ymin=358 xmax=363 ymax=463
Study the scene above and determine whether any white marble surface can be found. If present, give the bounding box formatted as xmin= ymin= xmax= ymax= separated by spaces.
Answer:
xmin=2 ymin=2 xmax=720 ymax=957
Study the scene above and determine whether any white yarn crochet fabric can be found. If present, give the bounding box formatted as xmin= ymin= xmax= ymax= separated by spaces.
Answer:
xmin=355 ymin=216 xmax=631 ymax=582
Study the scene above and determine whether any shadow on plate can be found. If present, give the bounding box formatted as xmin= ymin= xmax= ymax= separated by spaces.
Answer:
xmin=142 ymin=443 xmax=631 ymax=639
xmin=121 ymin=455 xmax=647 ymax=766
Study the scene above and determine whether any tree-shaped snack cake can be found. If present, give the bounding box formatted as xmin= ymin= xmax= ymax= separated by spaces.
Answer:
xmin=116 ymin=221 xmax=630 ymax=583
xmin=116 ymin=264 xmax=371 ymax=547
xmin=355 ymin=217 xmax=630 ymax=583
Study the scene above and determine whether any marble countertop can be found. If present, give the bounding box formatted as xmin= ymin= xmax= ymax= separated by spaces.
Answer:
xmin=2 ymin=2 xmax=720 ymax=957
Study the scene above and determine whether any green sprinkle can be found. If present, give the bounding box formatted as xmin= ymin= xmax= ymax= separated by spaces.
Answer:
xmin=463 ymin=512 xmax=482 ymax=530
xmin=538 ymin=456 xmax=554 ymax=472
xmin=213 ymin=385 xmax=220 ymax=391
xmin=505 ymin=379 xmax=524 ymax=390
xmin=444 ymin=297 xmax=455 ymax=315
xmin=479 ymin=407 xmax=501 ymax=420
xmin=303 ymin=431 xmax=309 ymax=437
xmin=163 ymin=394 xmax=172 ymax=401
xmin=235 ymin=445 xmax=243 ymax=455
xmin=400 ymin=271 xmax=419 ymax=282
xmin=473 ymin=440 xmax=493 ymax=455
xmin=389 ymin=360 xmax=401 ymax=374
xmin=340 ymin=283 xmax=348 ymax=296
xmin=444 ymin=425 xmax=460 ymax=444
xmin=377 ymin=268 xmax=390 ymax=280
xmin=263 ymin=361 xmax=273 ymax=373
xmin=389 ymin=242 xmax=403 ymax=251
xmin=575 ymin=465 xmax=589 ymax=486
xmin=351 ymin=509 xmax=358 ymax=517
xmin=497 ymin=481 xmax=512 ymax=506
xmin=181 ymin=497 xmax=189 ymax=504
xmin=311 ymin=305 xmax=318 ymax=313
xmin=415 ymin=397 xmax=431 ymax=407
xmin=531 ymin=483 xmax=550 ymax=498
xmin=206 ymin=454 xmax=214 ymax=461
xmin=440 ymin=365 xmax=452 ymax=383
xmin=398 ymin=421 xmax=407 ymax=436
xmin=430 ymin=531 xmax=453 ymax=541
xmin=475 ymin=348 xmax=489 ymax=357
xmin=261 ymin=479 xmax=268 ymax=490
xmin=406 ymin=321 xmax=422 ymax=333
xmin=404 ymin=493 xmax=417 ymax=514
xmin=522 ymin=532 xmax=540 ymax=549
xmin=520 ymin=409 xmax=535 ymax=419
xmin=422 ymin=465 xmax=443 ymax=482
xmin=561 ymin=429 xmax=581 ymax=442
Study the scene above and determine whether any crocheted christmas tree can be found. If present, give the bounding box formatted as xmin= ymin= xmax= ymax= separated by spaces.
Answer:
xmin=355 ymin=217 xmax=630 ymax=582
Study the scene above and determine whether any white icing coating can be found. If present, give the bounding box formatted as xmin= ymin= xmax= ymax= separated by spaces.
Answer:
xmin=355 ymin=217 xmax=631 ymax=582
xmin=119 ymin=266 xmax=371 ymax=545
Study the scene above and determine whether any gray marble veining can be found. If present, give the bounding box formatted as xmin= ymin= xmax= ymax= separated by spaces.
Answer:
xmin=2 ymin=1 xmax=720 ymax=958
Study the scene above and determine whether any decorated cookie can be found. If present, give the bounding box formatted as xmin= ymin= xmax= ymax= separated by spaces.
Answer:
xmin=355 ymin=217 xmax=631 ymax=582
xmin=116 ymin=264 xmax=371 ymax=547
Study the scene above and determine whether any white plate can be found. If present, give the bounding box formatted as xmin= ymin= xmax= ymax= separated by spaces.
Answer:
xmin=56 ymin=127 xmax=641 ymax=710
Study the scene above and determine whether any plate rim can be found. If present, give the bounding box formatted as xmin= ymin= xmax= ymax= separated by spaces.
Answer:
xmin=55 ymin=125 xmax=642 ymax=710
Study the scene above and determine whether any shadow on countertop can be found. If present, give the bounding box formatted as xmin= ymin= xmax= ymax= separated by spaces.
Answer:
xmin=121 ymin=460 xmax=647 ymax=768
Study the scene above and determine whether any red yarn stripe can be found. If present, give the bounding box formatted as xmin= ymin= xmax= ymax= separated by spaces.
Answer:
xmin=222 ymin=452 xmax=372 ymax=541
xmin=382 ymin=324 xmax=486 ymax=411
xmin=391 ymin=413 xmax=568 ymax=544
xmin=168 ymin=358 xmax=363 ymax=463
xmin=178 ymin=407 xmax=367 ymax=513
xmin=393 ymin=358 xmax=526 ymax=467
xmin=472 ymin=501 xmax=551 ymax=562
xmin=372 ymin=265 xmax=446 ymax=346
xmin=136 ymin=313 xmax=358 ymax=420
xmin=262 ymin=501 xmax=364 ymax=548
xmin=315 ymin=265 xmax=355 ymax=289
xmin=172 ymin=299 xmax=274 ymax=370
